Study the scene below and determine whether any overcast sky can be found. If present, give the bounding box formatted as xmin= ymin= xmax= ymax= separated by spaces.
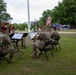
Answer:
xmin=4 ymin=0 xmax=62 ymax=23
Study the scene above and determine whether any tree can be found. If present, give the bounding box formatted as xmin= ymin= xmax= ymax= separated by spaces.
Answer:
xmin=52 ymin=0 xmax=76 ymax=28
xmin=0 ymin=0 xmax=12 ymax=22
xmin=18 ymin=23 xmax=28 ymax=30
xmin=12 ymin=23 xmax=19 ymax=30
xmin=62 ymin=0 xmax=76 ymax=28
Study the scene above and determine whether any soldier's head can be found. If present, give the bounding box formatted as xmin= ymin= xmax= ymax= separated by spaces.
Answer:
xmin=46 ymin=23 xmax=51 ymax=27
xmin=0 ymin=26 xmax=7 ymax=33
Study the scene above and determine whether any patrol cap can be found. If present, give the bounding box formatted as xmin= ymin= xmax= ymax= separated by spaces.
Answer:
xmin=11 ymin=27 xmax=15 ymax=30
xmin=0 ymin=26 xmax=7 ymax=30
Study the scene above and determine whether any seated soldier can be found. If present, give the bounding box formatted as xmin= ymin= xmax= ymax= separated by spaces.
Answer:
xmin=50 ymin=28 xmax=60 ymax=43
xmin=0 ymin=26 xmax=15 ymax=62
xmin=30 ymin=22 xmax=52 ymax=58
xmin=30 ymin=32 xmax=51 ymax=58
xmin=9 ymin=27 xmax=15 ymax=35
xmin=30 ymin=17 xmax=52 ymax=58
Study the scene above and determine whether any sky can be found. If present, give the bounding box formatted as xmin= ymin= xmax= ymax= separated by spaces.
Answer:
xmin=4 ymin=0 xmax=62 ymax=24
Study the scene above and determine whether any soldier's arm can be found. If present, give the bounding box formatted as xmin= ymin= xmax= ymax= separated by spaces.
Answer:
xmin=4 ymin=35 xmax=12 ymax=45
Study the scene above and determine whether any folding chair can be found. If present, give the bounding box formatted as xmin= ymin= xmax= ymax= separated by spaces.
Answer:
xmin=0 ymin=50 xmax=10 ymax=63
xmin=51 ymin=37 xmax=61 ymax=52
xmin=38 ymin=40 xmax=54 ymax=61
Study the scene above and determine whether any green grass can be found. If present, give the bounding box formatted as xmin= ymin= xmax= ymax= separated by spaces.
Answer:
xmin=0 ymin=34 xmax=76 ymax=75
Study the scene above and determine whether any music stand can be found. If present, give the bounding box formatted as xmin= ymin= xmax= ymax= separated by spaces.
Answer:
xmin=9 ymin=33 xmax=14 ymax=38
xmin=20 ymin=33 xmax=28 ymax=48
xmin=12 ymin=33 xmax=24 ymax=58
xmin=22 ymin=33 xmax=28 ymax=37
xmin=29 ymin=31 xmax=38 ymax=42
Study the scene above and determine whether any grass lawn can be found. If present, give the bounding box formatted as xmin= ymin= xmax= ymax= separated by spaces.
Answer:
xmin=0 ymin=33 xmax=76 ymax=75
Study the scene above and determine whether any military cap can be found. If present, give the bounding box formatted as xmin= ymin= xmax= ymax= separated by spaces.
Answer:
xmin=11 ymin=27 xmax=15 ymax=30
xmin=0 ymin=26 xmax=7 ymax=30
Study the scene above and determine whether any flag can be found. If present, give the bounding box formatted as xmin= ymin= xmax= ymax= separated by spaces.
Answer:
xmin=46 ymin=15 xmax=52 ymax=26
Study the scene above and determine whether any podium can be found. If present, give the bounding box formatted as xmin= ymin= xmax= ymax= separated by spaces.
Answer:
xmin=11 ymin=33 xmax=24 ymax=58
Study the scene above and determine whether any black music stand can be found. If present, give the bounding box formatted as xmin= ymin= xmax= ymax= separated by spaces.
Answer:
xmin=20 ymin=33 xmax=28 ymax=48
xmin=12 ymin=33 xmax=24 ymax=58
xmin=9 ymin=33 xmax=14 ymax=38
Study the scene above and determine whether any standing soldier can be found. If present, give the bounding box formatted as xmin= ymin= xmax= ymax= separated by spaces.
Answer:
xmin=34 ymin=19 xmax=38 ymax=31
xmin=0 ymin=26 xmax=15 ymax=62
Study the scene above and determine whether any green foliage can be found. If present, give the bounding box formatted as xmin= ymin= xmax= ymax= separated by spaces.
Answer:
xmin=18 ymin=23 xmax=28 ymax=30
xmin=62 ymin=0 xmax=76 ymax=26
xmin=12 ymin=23 xmax=19 ymax=30
xmin=0 ymin=0 xmax=12 ymax=22
xmin=38 ymin=20 xmax=45 ymax=28
xmin=12 ymin=22 xmax=28 ymax=30
xmin=53 ymin=0 xmax=76 ymax=27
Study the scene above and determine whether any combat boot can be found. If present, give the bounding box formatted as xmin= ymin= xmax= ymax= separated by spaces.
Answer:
xmin=30 ymin=53 xmax=37 ymax=58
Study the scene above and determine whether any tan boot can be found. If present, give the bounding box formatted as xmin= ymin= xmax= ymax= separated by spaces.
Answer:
xmin=30 ymin=53 xmax=37 ymax=58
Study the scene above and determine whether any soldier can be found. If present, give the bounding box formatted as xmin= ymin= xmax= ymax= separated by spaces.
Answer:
xmin=0 ymin=26 xmax=15 ymax=62
xmin=39 ymin=18 xmax=52 ymax=35
xmin=9 ymin=27 xmax=15 ymax=35
xmin=30 ymin=31 xmax=51 ymax=58
xmin=34 ymin=19 xmax=38 ymax=31
xmin=30 ymin=16 xmax=53 ymax=58
xmin=50 ymin=28 xmax=60 ymax=43
xmin=30 ymin=32 xmax=51 ymax=58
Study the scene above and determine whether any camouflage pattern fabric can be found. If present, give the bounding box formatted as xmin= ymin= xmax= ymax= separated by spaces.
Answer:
xmin=31 ymin=22 xmax=52 ymax=56
xmin=41 ymin=26 xmax=51 ymax=32
xmin=0 ymin=32 xmax=15 ymax=62
xmin=51 ymin=31 xmax=60 ymax=40
xmin=32 ymin=32 xmax=51 ymax=55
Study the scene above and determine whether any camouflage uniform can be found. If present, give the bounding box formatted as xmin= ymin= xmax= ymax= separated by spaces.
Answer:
xmin=50 ymin=31 xmax=60 ymax=43
xmin=41 ymin=25 xmax=51 ymax=32
xmin=0 ymin=32 xmax=15 ymax=62
xmin=31 ymin=25 xmax=52 ymax=57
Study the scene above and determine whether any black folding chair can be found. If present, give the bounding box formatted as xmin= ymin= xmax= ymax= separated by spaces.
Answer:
xmin=38 ymin=40 xmax=54 ymax=61
xmin=0 ymin=50 xmax=10 ymax=63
